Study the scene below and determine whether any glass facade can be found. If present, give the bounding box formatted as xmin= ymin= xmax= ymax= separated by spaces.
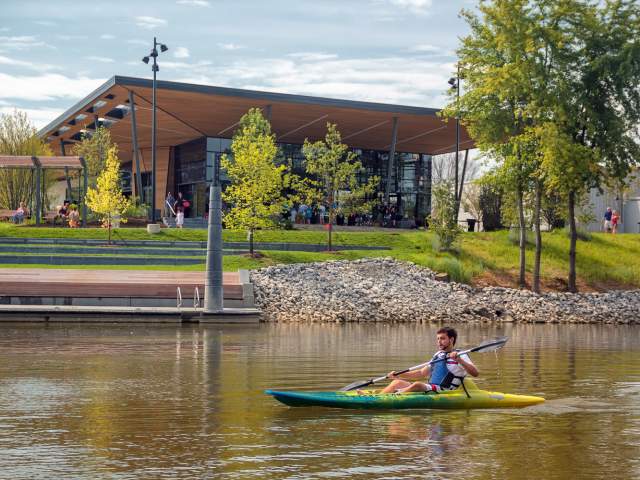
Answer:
xmin=171 ymin=136 xmax=432 ymax=224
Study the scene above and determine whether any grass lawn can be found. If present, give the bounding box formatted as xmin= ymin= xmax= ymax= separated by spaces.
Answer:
xmin=1 ymin=222 xmax=638 ymax=291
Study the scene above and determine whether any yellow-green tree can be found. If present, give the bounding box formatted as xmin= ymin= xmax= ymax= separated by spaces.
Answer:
xmin=302 ymin=123 xmax=379 ymax=251
xmin=86 ymin=146 xmax=131 ymax=244
xmin=221 ymin=108 xmax=288 ymax=256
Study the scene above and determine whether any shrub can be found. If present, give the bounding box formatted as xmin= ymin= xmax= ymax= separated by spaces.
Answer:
xmin=429 ymin=182 xmax=463 ymax=251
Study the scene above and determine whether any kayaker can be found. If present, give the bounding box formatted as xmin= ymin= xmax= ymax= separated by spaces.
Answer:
xmin=379 ymin=327 xmax=479 ymax=394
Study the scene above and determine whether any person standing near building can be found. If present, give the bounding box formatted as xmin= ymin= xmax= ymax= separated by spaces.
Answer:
xmin=603 ymin=207 xmax=613 ymax=232
xmin=175 ymin=206 xmax=184 ymax=229
xmin=611 ymin=210 xmax=620 ymax=234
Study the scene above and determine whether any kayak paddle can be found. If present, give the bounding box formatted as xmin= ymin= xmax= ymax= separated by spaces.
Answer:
xmin=339 ymin=336 xmax=509 ymax=392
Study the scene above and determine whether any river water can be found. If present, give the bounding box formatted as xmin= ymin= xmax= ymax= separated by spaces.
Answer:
xmin=0 ymin=323 xmax=638 ymax=479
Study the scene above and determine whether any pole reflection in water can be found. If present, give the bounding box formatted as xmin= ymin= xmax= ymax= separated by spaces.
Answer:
xmin=0 ymin=323 xmax=638 ymax=479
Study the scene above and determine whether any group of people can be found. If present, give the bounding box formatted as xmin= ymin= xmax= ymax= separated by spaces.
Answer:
xmin=56 ymin=200 xmax=80 ymax=228
xmin=603 ymin=207 xmax=620 ymax=234
xmin=11 ymin=202 xmax=29 ymax=224
xmin=164 ymin=192 xmax=189 ymax=228
xmin=11 ymin=200 xmax=79 ymax=227
xmin=290 ymin=204 xmax=327 ymax=225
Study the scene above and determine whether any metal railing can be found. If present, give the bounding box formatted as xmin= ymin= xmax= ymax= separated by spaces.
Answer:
xmin=193 ymin=286 xmax=201 ymax=309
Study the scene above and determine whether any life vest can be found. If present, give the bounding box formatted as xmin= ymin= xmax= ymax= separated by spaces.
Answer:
xmin=429 ymin=350 xmax=467 ymax=390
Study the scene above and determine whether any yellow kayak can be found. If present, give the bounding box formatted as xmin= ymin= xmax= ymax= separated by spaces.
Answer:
xmin=266 ymin=379 xmax=545 ymax=410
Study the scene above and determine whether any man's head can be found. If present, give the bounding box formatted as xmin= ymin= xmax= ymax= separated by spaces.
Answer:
xmin=607 ymin=207 xmax=612 ymax=212
xmin=436 ymin=327 xmax=458 ymax=351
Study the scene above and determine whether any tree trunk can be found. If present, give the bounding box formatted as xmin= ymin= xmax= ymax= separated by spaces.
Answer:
xmin=516 ymin=186 xmax=526 ymax=289
xmin=249 ymin=229 xmax=254 ymax=256
xmin=567 ymin=190 xmax=578 ymax=292
xmin=108 ymin=213 xmax=112 ymax=245
xmin=456 ymin=149 xmax=469 ymax=220
xmin=533 ymin=180 xmax=542 ymax=293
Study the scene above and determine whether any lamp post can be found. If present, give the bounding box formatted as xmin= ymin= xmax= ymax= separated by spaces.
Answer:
xmin=142 ymin=37 xmax=168 ymax=223
xmin=448 ymin=63 xmax=460 ymax=206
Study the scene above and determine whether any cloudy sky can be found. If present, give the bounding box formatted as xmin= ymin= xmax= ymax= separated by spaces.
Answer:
xmin=1 ymin=0 xmax=477 ymax=129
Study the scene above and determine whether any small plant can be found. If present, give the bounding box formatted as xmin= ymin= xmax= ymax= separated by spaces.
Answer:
xmin=429 ymin=182 xmax=463 ymax=251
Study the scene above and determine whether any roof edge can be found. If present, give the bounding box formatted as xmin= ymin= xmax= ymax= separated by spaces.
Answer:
xmin=113 ymin=75 xmax=441 ymax=117
xmin=38 ymin=75 xmax=443 ymax=139
xmin=37 ymin=76 xmax=118 ymax=138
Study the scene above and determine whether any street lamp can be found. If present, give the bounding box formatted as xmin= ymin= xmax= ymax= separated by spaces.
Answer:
xmin=142 ymin=37 xmax=168 ymax=223
xmin=448 ymin=64 xmax=460 ymax=206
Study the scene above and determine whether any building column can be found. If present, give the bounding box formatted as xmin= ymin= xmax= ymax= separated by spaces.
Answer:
xmin=60 ymin=139 xmax=73 ymax=200
xmin=128 ymin=91 xmax=144 ymax=200
xmin=385 ymin=117 xmax=399 ymax=205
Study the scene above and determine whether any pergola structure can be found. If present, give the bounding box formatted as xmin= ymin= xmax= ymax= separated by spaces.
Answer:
xmin=0 ymin=155 xmax=87 ymax=226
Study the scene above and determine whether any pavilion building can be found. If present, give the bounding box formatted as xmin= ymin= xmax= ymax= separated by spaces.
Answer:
xmin=39 ymin=76 xmax=473 ymax=225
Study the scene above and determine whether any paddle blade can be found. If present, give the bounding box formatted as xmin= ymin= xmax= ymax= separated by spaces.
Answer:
xmin=469 ymin=336 xmax=508 ymax=353
xmin=340 ymin=379 xmax=373 ymax=392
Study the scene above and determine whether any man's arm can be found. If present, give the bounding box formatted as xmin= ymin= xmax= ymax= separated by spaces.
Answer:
xmin=449 ymin=352 xmax=479 ymax=377
xmin=388 ymin=364 xmax=431 ymax=381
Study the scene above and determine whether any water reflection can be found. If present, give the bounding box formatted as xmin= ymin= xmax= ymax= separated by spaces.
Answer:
xmin=0 ymin=323 xmax=638 ymax=479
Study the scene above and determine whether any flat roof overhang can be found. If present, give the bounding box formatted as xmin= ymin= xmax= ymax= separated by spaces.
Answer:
xmin=39 ymin=75 xmax=474 ymax=161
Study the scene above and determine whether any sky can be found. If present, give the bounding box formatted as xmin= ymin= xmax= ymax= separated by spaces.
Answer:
xmin=0 ymin=0 xmax=477 ymax=130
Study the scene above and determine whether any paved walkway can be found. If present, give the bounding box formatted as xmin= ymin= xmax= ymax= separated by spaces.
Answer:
xmin=0 ymin=268 xmax=243 ymax=299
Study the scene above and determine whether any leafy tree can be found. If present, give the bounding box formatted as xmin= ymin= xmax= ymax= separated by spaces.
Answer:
xmin=429 ymin=181 xmax=463 ymax=251
xmin=221 ymin=108 xmax=289 ymax=256
xmin=536 ymin=0 xmax=640 ymax=291
xmin=86 ymin=146 xmax=131 ymax=244
xmin=72 ymin=126 xmax=115 ymax=181
xmin=0 ymin=110 xmax=52 ymax=210
xmin=302 ymin=123 xmax=379 ymax=251
xmin=478 ymin=179 xmax=503 ymax=232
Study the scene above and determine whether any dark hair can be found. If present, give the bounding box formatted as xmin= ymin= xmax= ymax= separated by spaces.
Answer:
xmin=437 ymin=327 xmax=458 ymax=345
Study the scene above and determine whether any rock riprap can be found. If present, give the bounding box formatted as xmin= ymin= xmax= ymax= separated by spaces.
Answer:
xmin=250 ymin=258 xmax=640 ymax=324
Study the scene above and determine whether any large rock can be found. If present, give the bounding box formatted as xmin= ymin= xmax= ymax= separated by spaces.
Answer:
xmin=250 ymin=258 xmax=640 ymax=324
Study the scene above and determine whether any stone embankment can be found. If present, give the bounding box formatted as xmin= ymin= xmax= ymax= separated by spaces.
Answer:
xmin=251 ymin=258 xmax=639 ymax=324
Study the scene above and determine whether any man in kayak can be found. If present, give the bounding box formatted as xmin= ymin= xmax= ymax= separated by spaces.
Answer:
xmin=380 ymin=327 xmax=479 ymax=394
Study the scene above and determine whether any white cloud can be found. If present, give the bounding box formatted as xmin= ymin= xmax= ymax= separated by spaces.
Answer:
xmin=85 ymin=55 xmax=115 ymax=63
xmin=56 ymin=34 xmax=88 ymax=41
xmin=287 ymin=52 xmax=338 ymax=62
xmin=176 ymin=0 xmax=211 ymax=6
xmin=217 ymin=43 xmax=244 ymax=51
xmin=0 ymin=55 xmax=59 ymax=71
xmin=0 ymin=105 xmax=65 ymax=129
xmin=159 ymin=60 xmax=212 ymax=70
xmin=0 ymin=35 xmax=48 ymax=50
xmin=176 ymin=55 xmax=454 ymax=108
xmin=134 ymin=16 xmax=168 ymax=30
xmin=388 ymin=0 xmax=432 ymax=13
xmin=34 ymin=20 xmax=57 ymax=27
xmin=173 ymin=46 xmax=190 ymax=58
xmin=127 ymin=39 xmax=149 ymax=46
xmin=0 ymin=73 xmax=105 ymax=101
xmin=409 ymin=44 xmax=442 ymax=53
xmin=100 ymin=34 xmax=116 ymax=40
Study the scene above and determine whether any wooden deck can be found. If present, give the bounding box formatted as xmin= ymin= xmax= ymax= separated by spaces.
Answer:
xmin=0 ymin=268 xmax=244 ymax=299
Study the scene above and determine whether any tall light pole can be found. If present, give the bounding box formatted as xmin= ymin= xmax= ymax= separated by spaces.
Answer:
xmin=204 ymin=153 xmax=223 ymax=313
xmin=448 ymin=63 xmax=460 ymax=206
xmin=142 ymin=37 xmax=168 ymax=223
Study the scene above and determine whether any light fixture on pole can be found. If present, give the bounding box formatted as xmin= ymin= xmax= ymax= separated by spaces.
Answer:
xmin=448 ymin=65 xmax=460 ymax=206
xmin=141 ymin=37 xmax=168 ymax=223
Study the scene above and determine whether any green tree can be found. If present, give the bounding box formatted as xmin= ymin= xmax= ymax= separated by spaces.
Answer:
xmin=221 ymin=108 xmax=288 ymax=256
xmin=85 ymin=146 xmax=131 ymax=244
xmin=445 ymin=0 xmax=550 ymax=290
xmin=72 ymin=126 xmax=115 ymax=181
xmin=429 ymin=181 xmax=463 ymax=251
xmin=538 ymin=0 xmax=640 ymax=291
xmin=0 ymin=110 xmax=52 ymax=211
xmin=302 ymin=123 xmax=378 ymax=251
